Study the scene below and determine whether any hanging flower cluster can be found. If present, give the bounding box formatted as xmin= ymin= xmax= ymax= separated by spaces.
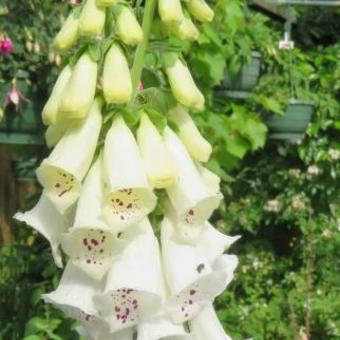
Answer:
xmin=15 ymin=0 xmax=240 ymax=338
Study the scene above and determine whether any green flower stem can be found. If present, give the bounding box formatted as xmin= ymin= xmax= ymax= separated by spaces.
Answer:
xmin=131 ymin=0 xmax=157 ymax=98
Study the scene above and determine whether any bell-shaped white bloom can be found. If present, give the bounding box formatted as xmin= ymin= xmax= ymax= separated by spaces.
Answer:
xmin=137 ymin=317 xmax=189 ymax=340
xmin=161 ymin=216 xmax=235 ymax=323
xmin=79 ymin=0 xmax=106 ymax=36
xmin=136 ymin=113 xmax=177 ymax=189
xmin=186 ymin=0 xmax=214 ymax=23
xmin=59 ymin=53 xmax=98 ymax=121
xmin=94 ymin=219 xmax=163 ymax=332
xmin=96 ymin=0 xmax=119 ymax=6
xmin=168 ymin=106 xmax=211 ymax=163
xmin=163 ymin=128 xmax=221 ymax=242
xmin=103 ymin=44 xmax=132 ymax=104
xmin=196 ymin=163 xmax=220 ymax=193
xmin=61 ymin=158 xmax=116 ymax=281
xmin=36 ymin=99 xmax=102 ymax=215
xmin=159 ymin=0 xmax=184 ymax=24
xmin=116 ymin=6 xmax=143 ymax=45
xmin=14 ymin=195 xmax=68 ymax=268
xmin=166 ymin=58 xmax=204 ymax=111
xmin=197 ymin=223 xmax=240 ymax=264
xmin=43 ymin=262 xmax=107 ymax=340
xmin=189 ymin=303 xmax=232 ymax=340
xmin=42 ymin=65 xmax=73 ymax=126
xmin=77 ymin=324 xmax=134 ymax=340
xmin=53 ymin=10 xmax=79 ymax=51
xmin=172 ymin=15 xmax=199 ymax=42
xmin=102 ymin=116 xmax=156 ymax=232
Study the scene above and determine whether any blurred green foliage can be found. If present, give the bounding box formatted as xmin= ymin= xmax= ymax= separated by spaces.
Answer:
xmin=0 ymin=0 xmax=339 ymax=339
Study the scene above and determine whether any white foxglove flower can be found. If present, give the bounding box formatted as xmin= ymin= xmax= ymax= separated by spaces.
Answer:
xmin=79 ymin=0 xmax=106 ymax=36
xmin=161 ymin=216 xmax=235 ymax=323
xmin=163 ymin=128 xmax=222 ymax=242
xmin=136 ymin=113 xmax=177 ymax=189
xmin=42 ymin=65 xmax=73 ymax=125
xmin=61 ymin=158 xmax=116 ymax=280
xmin=189 ymin=303 xmax=232 ymax=340
xmin=102 ymin=116 xmax=156 ymax=232
xmin=168 ymin=106 xmax=212 ymax=162
xmin=14 ymin=195 xmax=68 ymax=268
xmin=172 ymin=15 xmax=199 ymax=42
xmin=196 ymin=163 xmax=220 ymax=193
xmin=36 ymin=98 xmax=102 ymax=214
xmin=53 ymin=10 xmax=79 ymax=51
xmin=196 ymin=223 xmax=240 ymax=264
xmin=166 ymin=58 xmax=204 ymax=111
xmin=45 ymin=121 xmax=68 ymax=148
xmin=43 ymin=262 xmax=107 ymax=340
xmin=94 ymin=219 xmax=163 ymax=332
xmin=158 ymin=0 xmax=184 ymax=24
xmin=59 ymin=53 xmax=98 ymax=121
xmin=186 ymin=0 xmax=214 ymax=23
xmin=103 ymin=44 xmax=132 ymax=104
xmin=137 ymin=317 xmax=188 ymax=340
xmin=116 ymin=6 xmax=143 ymax=45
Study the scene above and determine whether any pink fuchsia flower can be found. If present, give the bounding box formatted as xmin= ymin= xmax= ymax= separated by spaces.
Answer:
xmin=68 ymin=0 xmax=82 ymax=4
xmin=4 ymin=82 xmax=28 ymax=109
xmin=0 ymin=37 xmax=14 ymax=54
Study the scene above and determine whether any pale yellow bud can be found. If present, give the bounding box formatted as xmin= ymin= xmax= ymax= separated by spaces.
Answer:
xmin=96 ymin=0 xmax=118 ymax=6
xmin=103 ymin=44 xmax=132 ymax=104
xmin=116 ymin=7 xmax=143 ymax=45
xmin=172 ymin=15 xmax=199 ymax=41
xmin=79 ymin=0 xmax=106 ymax=36
xmin=186 ymin=0 xmax=214 ymax=23
xmin=159 ymin=0 xmax=184 ymax=24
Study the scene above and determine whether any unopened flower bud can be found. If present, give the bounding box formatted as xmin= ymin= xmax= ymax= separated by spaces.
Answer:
xmin=79 ymin=0 xmax=106 ymax=36
xmin=186 ymin=0 xmax=214 ymax=23
xmin=172 ymin=15 xmax=199 ymax=41
xmin=116 ymin=6 xmax=143 ymax=45
xmin=158 ymin=0 xmax=184 ymax=24
xmin=103 ymin=44 xmax=132 ymax=104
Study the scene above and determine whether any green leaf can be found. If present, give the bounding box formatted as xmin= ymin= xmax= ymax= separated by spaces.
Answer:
xmin=88 ymin=43 xmax=102 ymax=62
xmin=147 ymin=109 xmax=167 ymax=132
xmin=224 ymin=134 xmax=249 ymax=158
xmin=244 ymin=118 xmax=268 ymax=150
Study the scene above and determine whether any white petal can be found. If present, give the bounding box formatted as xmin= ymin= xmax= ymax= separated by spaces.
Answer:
xmin=36 ymin=98 xmax=102 ymax=214
xmin=43 ymin=262 xmax=107 ymax=339
xmin=196 ymin=222 xmax=240 ymax=264
xmin=137 ymin=317 xmax=188 ymax=340
xmin=168 ymin=106 xmax=212 ymax=162
xmin=94 ymin=219 xmax=163 ymax=332
xmin=102 ymin=116 xmax=157 ymax=232
xmin=196 ymin=163 xmax=220 ymax=194
xmin=78 ymin=325 xmax=135 ymax=340
xmin=61 ymin=158 xmax=115 ymax=280
xmin=14 ymin=195 xmax=68 ymax=267
xmin=136 ymin=113 xmax=177 ymax=189
xmin=190 ymin=303 xmax=231 ymax=340
xmin=161 ymin=217 xmax=234 ymax=323
xmin=163 ymin=128 xmax=222 ymax=242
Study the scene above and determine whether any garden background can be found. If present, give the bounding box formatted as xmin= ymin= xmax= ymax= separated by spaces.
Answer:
xmin=0 ymin=0 xmax=339 ymax=339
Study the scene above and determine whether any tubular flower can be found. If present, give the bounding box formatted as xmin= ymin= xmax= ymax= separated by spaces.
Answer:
xmin=163 ymin=128 xmax=222 ymax=242
xmin=42 ymin=65 xmax=73 ymax=125
xmin=94 ymin=219 xmax=163 ymax=332
xmin=190 ymin=303 xmax=232 ymax=340
xmin=14 ymin=195 xmax=68 ymax=268
xmin=161 ymin=216 xmax=237 ymax=323
xmin=36 ymin=98 xmax=102 ymax=214
xmin=43 ymin=262 xmax=108 ymax=340
xmin=61 ymin=158 xmax=116 ymax=280
xmin=116 ymin=6 xmax=143 ymax=45
xmin=102 ymin=116 xmax=156 ymax=232
xmin=96 ymin=0 xmax=119 ymax=7
xmin=103 ymin=44 xmax=132 ymax=104
xmin=136 ymin=113 xmax=177 ymax=189
xmin=165 ymin=58 xmax=204 ymax=111
xmin=168 ymin=105 xmax=212 ymax=162
xmin=186 ymin=0 xmax=214 ymax=23
xmin=53 ymin=10 xmax=79 ymax=51
xmin=196 ymin=163 xmax=221 ymax=193
xmin=77 ymin=326 xmax=134 ymax=340
xmin=79 ymin=0 xmax=106 ymax=36
xmin=45 ymin=121 xmax=70 ymax=148
xmin=59 ymin=53 xmax=98 ymax=121
xmin=158 ymin=0 xmax=184 ymax=24
xmin=172 ymin=15 xmax=199 ymax=42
